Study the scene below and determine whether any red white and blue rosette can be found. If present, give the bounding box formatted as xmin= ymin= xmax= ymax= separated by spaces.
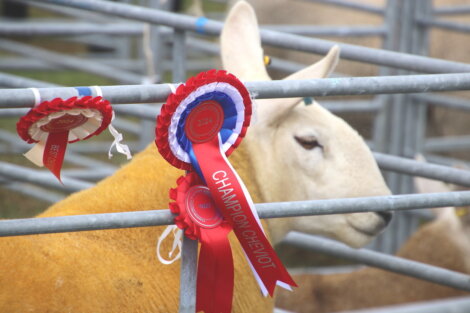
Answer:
xmin=155 ymin=69 xmax=251 ymax=172
xmin=155 ymin=70 xmax=296 ymax=313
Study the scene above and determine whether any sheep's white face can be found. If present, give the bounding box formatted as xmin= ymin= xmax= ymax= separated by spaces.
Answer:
xmin=222 ymin=1 xmax=392 ymax=247
xmin=248 ymin=99 xmax=391 ymax=247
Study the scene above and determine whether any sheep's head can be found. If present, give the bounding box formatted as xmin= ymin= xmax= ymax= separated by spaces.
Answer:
xmin=221 ymin=1 xmax=392 ymax=247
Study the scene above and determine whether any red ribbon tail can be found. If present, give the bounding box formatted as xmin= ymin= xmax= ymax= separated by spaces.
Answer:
xmin=43 ymin=131 xmax=69 ymax=182
xmin=196 ymin=227 xmax=233 ymax=313
xmin=193 ymin=136 xmax=296 ymax=296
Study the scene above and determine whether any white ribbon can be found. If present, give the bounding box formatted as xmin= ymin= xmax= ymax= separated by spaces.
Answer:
xmin=108 ymin=112 xmax=132 ymax=160
xmin=156 ymin=225 xmax=183 ymax=265
xmin=28 ymin=87 xmax=41 ymax=107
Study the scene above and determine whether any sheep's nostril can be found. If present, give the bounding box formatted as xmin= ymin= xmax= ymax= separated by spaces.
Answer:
xmin=377 ymin=211 xmax=393 ymax=225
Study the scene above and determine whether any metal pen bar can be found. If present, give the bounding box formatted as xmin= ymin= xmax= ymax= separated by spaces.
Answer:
xmin=433 ymin=5 xmax=470 ymax=15
xmin=0 ymin=72 xmax=59 ymax=88
xmin=417 ymin=17 xmax=470 ymax=34
xmin=0 ymin=39 xmax=142 ymax=84
xmin=0 ymin=161 xmax=93 ymax=193
xmin=374 ymin=152 xmax=470 ymax=187
xmin=1 ymin=191 xmax=470 ymax=237
xmin=338 ymin=297 xmax=470 ymax=313
xmin=0 ymin=178 xmax=65 ymax=203
xmin=2 ymin=73 xmax=470 ymax=108
xmin=424 ymin=136 xmax=470 ymax=153
xmin=16 ymin=0 xmax=118 ymax=22
xmin=0 ymin=22 xmax=145 ymax=36
xmin=261 ymin=25 xmax=386 ymax=37
xmin=23 ymin=0 xmax=470 ymax=73
xmin=169 ymin=28 xmax=196 ymax=313
xmin=283 ymin=232 xmax=470 ymax=292
xmin=306 ymin=0 xmax=384 ymax=15
xmin=412 ymin=94 xmax=470 ymax=112
xmin=321 ymin=100 xmax=381 ymax=113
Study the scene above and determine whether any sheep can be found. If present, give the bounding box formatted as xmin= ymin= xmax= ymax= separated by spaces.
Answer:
xmin=234 ymin=0 xmax=470 ymax=152
xmin=275 ymin=177 xmax=470 ymax=313
xmin=0 ymin=2 xmax=391 ymax=312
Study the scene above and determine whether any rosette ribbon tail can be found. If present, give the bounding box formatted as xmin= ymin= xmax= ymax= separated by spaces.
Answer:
xmin=192 ymin=135 xmax=297 ymax=296
xmin=196 ymin=225 xmax=233 ymax=313
xmin=24 ymin=131 xmax=68 ymax=182
xmin=43 ymin=131 xmax=69 ymax=182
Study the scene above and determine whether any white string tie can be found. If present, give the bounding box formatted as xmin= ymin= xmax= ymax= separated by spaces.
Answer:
xmin=156 ymin=225 xmax=183 ymax=265
xmin=108 ymin=112 xmax=132 ymax=160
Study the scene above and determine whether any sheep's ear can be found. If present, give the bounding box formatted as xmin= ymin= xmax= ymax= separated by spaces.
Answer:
xmin=221 ymin=1 xmax=270 ymax=81
xmin=257 ymin=46 xmax=340 ymax=126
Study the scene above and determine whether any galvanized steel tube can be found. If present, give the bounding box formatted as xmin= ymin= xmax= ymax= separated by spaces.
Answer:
xmin=2 ymin=73 xmax=470 ymax=108
xmin=24 ymin=0 xmax=470 ymax=73
xmin=283 ymin=232 xmax=470 ymax=292
xmin=1 ymin=191 xmax=470 ymax=237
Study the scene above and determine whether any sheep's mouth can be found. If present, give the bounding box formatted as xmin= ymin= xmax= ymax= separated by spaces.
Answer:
xmin=349 ymin=224 xmax=378 ymax=237
xmin=347 ymin=221 xmax=384 ymax=237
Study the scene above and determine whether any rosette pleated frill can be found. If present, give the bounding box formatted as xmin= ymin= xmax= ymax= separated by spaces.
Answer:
xmin=17 ymin=96 xmax=113 ymax=181
xmin=155 ymin=70 xmax=296 ymax=313
xmin=155 ymin=69 xmax=251 ymax=172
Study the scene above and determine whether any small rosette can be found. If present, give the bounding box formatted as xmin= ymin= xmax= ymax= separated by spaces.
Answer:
xmin=155 ymin=69 xmax=252 ymax=171
xmin=17 ymin=96 xmax=112 ymax=144
xmin=16 ymin=96 xmax=113 ymax=181
xmin=169 ymin=172 xmax=229 ymax=240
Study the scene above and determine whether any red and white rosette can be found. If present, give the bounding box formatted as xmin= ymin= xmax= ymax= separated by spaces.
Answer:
xmin=155 ymin=70 xmax=296 ymax=313
xmin=169 ymin=172 xmax=234 ymax=313
xmin=17 ymin=88 xmax=131 ymax=181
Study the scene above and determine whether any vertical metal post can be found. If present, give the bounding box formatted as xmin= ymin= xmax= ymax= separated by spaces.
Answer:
xmin=370 ymin=0 xmax=400 ymax=254
xmin=169 ymin=28 xmax=194 ymax=313
xmin=138 ymin=0 xmax=169 ymax=149
xmin=179 ymin=236 xmax=198 ymax=313
xmin=172 ymin=29 xmax=187 ymax=84
xmin=371 ymin=0 xmax=433 ymax=253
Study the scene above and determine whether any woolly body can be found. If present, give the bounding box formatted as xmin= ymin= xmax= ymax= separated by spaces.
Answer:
xmin=0 ymin=144 xmax=274 ymax=312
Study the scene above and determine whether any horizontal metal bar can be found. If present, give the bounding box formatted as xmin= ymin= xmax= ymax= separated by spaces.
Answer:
xmin=413 ymin=94 xmax=470 ymax=112
xmin=433 ymin=5 xmax=470 ymax=15
xmin=0 ymin=22 xmax=145 ymax=36
xmin=0 ymin=179 xmax=64 ymax=203
xmin=2 ymin=73 xmax=470 ymax=108
xmin=322 ymin=100 xmax=380 ymax=113
xmin=373 ymin=152 xmax=470 ymax=187
xmin=283 ymin=232 xmax=470 ymax=292
xmin=62 ymin=168 xmax=115 ymax=180
xmin=417 ymin=17 xmax=470 ymax=34
xmin=0 ymin=57 xmax=213 ymax=73
xmin=0 ymin=39 xmax=142 ymax=84
xmin=339 ymin=297 xmax=470 ymax=313
xmin=0 ymin=161 xmax=93 ymax=193
xmin=424 ymin=136 xmax=470 ymax=153
xmin=0 ymin=104 xmax=161 ymax=121
xmin=0 ymin=72 xmax=59 ymax=88
xmin=25 ymin=0 xmax=470 ymax=73
xmin=306 ymin=0 xmax=384 ymax=15
xmin=17 ymin=0 xmax=118 ymax=22
xmin=262 ymin=25 xmax=386 ymax=37
xmin=424 ymin=153 xmax=470 ymax=169
xmin=1 ymin=191 xmax=470 ymax=237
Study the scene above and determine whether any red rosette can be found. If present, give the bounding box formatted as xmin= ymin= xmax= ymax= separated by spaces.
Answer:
xmin=169 ymin=171 xmax=235 ymax=313
xmin=17 ymin=96 xmax=112 ymax=144
xmin=16 ymin=96 xmax=113 ymax=181
xmin=155 ymin=69 xmax=252 ymax=171
xmin=169 ymin=171 xmax=230 ymax=240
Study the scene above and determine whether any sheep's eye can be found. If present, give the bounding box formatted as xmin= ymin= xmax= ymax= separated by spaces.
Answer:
xmin=294 ymin=136 xmax=322 ymax=150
